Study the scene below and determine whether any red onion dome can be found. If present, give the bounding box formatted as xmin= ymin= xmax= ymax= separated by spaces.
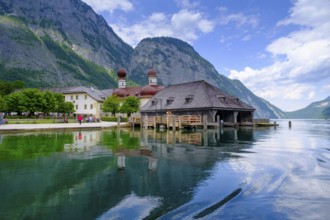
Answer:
xmin=113 ymin=88 xmax=127 ymax=97
xmin=140 ymin=85 xmax=158 ymax=96
xmin=147 ymin=69 xmax=157 ymax=77
xmin=117 ymin=68 xmax=127 ymax=78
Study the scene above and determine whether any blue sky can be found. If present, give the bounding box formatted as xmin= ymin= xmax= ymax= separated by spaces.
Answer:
xmin=82 ymin=0 xmax=330 ymax=111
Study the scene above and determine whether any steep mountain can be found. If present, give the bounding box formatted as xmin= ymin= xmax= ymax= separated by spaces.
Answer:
xmin=0 ymin=0 xmax=282 ymax=118
xmin=0 ymin=0 xmax=132 ymax=88
xmin=285 ymin=96 xmax=330 ymax=119
xmin=128 ymin=37 xmax=278 ymax=118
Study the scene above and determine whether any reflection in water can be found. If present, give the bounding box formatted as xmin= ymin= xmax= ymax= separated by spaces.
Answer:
xmin=98 ymin=193 xmax=161 ymax=220
xmin=0 ymin=121 xmax=330 ymax=219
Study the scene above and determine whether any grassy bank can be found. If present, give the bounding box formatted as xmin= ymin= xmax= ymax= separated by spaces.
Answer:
xmin=6 ymin=118 xmax=77 ymax=124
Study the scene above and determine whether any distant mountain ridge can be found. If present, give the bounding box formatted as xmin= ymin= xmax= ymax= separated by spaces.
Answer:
xmin=285 ymin=96 xmax=330 ymax=119
xmin=0 ymin=0 xmax=284 ymax=118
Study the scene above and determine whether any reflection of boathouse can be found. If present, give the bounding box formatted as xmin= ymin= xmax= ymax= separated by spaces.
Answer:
xmin=140 ymin=80 xmax=255 ymax=128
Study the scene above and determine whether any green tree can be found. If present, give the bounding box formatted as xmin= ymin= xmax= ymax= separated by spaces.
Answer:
xmin=58 ymin=102 xmax=75 ymax=116
xmin=53 ymin=92 xmax=65 ymax=114
xmin=120 ymin=96 xmax=140 ymax=117
xmin=0 ymin=80 xmax=24 ymax=96
xmin=102 ymin=95 xmax=120 ymax=116
xmin=4 ymin=91 xmax=24 ymax=115
xmin=41 ymin=90 xmax=56 ymax=115
xmin=0 ymin=96 xmax=7 ymax=112
xmin=322 ymin=107 xmax=330 ymax=119
xmin=19 ymin=88 xmax=45 ymax=116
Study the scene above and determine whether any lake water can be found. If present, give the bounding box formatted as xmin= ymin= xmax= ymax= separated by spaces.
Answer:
xmin=0 ymin=120 xmax=330 ymax=219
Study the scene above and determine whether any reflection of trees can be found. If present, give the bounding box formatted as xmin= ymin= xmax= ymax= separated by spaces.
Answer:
xmin=101 ymin=129 xmax=140 ymax=150
xmin=0 ymin=132 xmax=73 ymax=160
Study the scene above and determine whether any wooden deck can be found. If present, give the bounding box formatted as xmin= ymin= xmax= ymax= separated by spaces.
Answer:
xmin=130 ymin=115 xmax=202 ymax=129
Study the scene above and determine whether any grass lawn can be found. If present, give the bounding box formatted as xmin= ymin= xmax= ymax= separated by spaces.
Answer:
xmin=6 ymin=118 xmax=77 ymax=124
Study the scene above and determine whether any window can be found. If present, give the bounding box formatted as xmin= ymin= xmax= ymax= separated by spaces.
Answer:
xmin=84 ymin=104 xmax=87 ymax=109
xmin=70 ymin=95 xmax=73 ymax=100
xmin=75 ymin=105 xmax=78 ymax=110
xmin=76 ymin=95 xmax=79 ymax=100
xmin=185 ymin=95 xmax=194 ymax=104
xmin=217 ymin=95 xmax=226 ymax=103
xmin=166 ymin=97 xmax=174 ymax=105
xmin=151 ymin=100 xmax=158 ymax=105
xmin=90 ymin=104 xmax=93 ymax=109
xmin=85 ymin=95 xmax=87 ymax=99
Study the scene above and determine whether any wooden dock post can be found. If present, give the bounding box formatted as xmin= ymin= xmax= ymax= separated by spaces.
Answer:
xmin=216 ymin=115 xmax=220 ymax=128
xmin=203 ymin=114 xmax=207 ymax=130
xmin=166 ymin=115 xmax=169 ymax=129
xmin=178 ymin=116 xmax=182 ymax=129
xmin=144 ymin=116 xmax=148 ymax=129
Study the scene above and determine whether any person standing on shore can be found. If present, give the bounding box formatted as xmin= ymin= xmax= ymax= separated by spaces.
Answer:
xmin=0 ymin=113 xmax=3 ymax=125
xmin=78 ymin=115 xmax=83 ymax=125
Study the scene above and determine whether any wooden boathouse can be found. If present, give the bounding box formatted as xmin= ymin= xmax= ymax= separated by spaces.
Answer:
xmin=140 ymin=80 xmax=255 ymax=129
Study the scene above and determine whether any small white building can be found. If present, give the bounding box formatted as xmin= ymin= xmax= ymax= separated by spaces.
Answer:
xmin=51 ymin=86 xmax=112 ymax=118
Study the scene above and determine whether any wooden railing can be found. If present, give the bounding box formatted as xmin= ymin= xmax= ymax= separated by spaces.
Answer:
xmin=138 ymin=115 xmax=202 ymax=128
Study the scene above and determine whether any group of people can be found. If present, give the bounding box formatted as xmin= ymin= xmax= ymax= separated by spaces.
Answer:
xmin=0 ymin=113 xmax=7 ymax=125
xmin=77 ymin=115 xmax=99 ymax=125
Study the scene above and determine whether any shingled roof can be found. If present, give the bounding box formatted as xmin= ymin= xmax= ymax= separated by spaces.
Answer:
xmin=141 ymin=80 xmax=255 ymax=112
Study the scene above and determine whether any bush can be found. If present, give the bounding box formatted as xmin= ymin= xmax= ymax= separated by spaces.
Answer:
xmin=101 ymin=116 xmax=127 ymax=122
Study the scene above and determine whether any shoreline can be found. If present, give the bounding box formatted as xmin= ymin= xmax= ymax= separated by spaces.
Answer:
xmin=0 ymin=122 xmax=130 ymax=133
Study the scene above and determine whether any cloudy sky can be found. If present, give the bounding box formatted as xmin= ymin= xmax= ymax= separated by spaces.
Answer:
xmin=82 ymin=0 xmax=330 ymax=111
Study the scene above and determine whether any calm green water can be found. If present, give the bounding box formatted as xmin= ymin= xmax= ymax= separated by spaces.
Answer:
xmin=0 ymin=120 xmax=330 ymax=219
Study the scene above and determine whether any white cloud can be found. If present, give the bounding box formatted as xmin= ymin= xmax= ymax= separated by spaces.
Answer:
xmin=322 ymin=84 xmax=330 ymax=91
xmin=82 ymin=0 xmax=133 ymax=13
xmin=229 ymin=0 xmax=330 ymax=111
xmin=171 ymin=9 xmax=214 ymax=33
xmin=218 ymin=7 xmax=259 ymax=28
xmin=278 ymin=0 xmax=330 ymax=27
xmin=175 ymin=0 xmax=200 ymax=9
xmin=110 ymin=9 xmax=215 ymax=47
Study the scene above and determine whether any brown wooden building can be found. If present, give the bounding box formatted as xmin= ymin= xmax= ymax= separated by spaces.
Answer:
xmin=140 ymin=80 xmax=255 ymax=128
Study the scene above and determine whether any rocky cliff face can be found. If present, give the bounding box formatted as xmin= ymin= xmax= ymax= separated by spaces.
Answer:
xmin=0 ymin=0 xmax=132 ymax=68
xmin=0 ymin=0 xmax=283 ymax=118
xmin=0 ymin=0 xmax=132 ymax=88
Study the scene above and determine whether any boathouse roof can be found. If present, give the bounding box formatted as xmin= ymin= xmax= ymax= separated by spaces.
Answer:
xmin=141 ymin=80 xmax=255 ymax=113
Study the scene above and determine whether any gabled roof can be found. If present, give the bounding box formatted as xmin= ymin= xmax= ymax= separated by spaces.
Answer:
xmin=141 ymin=80 xmax=255 ymax=112
xmin=49 ymin=86 xmax=109 ymax=102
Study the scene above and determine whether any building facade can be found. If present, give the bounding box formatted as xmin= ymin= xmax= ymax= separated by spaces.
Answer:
xmin=51 ymin=86 xmax=110 ymax=118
